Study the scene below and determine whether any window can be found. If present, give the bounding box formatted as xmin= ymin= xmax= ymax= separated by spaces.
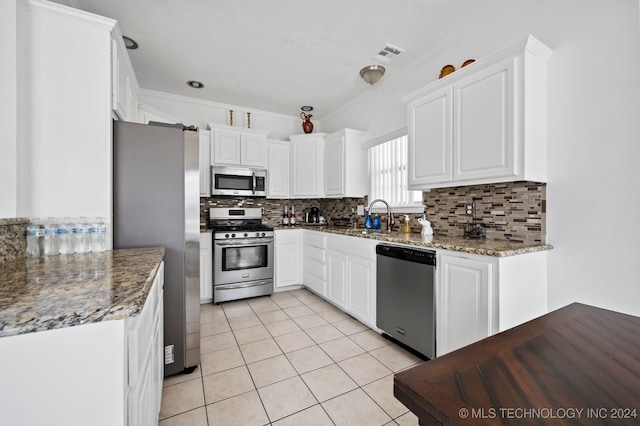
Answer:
xmin=368 ymin=132 xmax=423 ymax=213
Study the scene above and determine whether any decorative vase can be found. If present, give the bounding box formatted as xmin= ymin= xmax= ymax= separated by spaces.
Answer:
xmin=300 ymin=112 xmax=313 ymax=134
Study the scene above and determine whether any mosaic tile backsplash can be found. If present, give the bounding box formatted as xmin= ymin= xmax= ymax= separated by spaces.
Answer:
xmin=423 ymin=181 xmax=546 ymax=244
xmin=201 ymin=181 xmax=545 ymax=244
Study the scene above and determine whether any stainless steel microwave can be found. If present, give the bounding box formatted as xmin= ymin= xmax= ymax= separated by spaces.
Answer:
xmin=211 ymin=166 xmax=267 ymax=197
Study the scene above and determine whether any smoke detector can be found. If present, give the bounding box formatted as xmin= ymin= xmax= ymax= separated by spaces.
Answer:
xmin=371 ymin=43 xmax=405 ymax=64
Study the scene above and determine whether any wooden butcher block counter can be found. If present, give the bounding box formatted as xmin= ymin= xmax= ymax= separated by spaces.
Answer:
xmin=394 ymin=303 xmax=640 ymax=425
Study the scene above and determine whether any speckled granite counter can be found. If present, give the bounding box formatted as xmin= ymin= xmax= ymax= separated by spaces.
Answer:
xmin=0 ymin=247 xmax=164 ymax=338
xmin=274 ymin=225 xmax=552 ymax=257
xmin=0 ymin=217 xmax=28 ymax=264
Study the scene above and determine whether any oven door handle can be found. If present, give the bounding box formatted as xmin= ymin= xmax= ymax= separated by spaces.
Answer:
xmin=216 ymin=280 xmax=272 ymax=290
xmin=215 ymin=238 xmax=274 ymax=247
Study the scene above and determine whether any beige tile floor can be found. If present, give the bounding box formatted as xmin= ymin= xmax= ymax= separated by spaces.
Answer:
xmin=159 ymin=289 xmax=422 ymax=426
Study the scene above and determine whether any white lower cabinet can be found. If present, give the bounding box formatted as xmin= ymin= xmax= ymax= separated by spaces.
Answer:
xmin=303 ymin=231 xmax=326 ymax=295
xmin=436 ymin=250 xmax=548 ymax=357
xmin=305 ymin=232 xmax=376 ymax=328
xmin=0 ymin=262 xmax=165 ymax=426
xmin=274 ymin=230 xmax=302 ymax=289
xmin=326 ymin=249 xmax=347 ymax=309
xmin=437 ymin=254 xmax=492 ymax=357
xmin=345 ymin=254 xmax=375 ymax=326
xmin=127 ymin=262 xmax=165 ymax=425
xmin=200 ymin=233 xmax=213 ymax=303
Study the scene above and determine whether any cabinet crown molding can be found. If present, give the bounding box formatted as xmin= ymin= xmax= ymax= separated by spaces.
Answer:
xmin=402 ymin=34 xmax=553 ymax=103
xmin=27 ymin=0 xmax=116 ymax=31
xmin=288 ymin=133 xmax=328 ymax=141
xmin=207 ymin=123 xmax=269 ymax=136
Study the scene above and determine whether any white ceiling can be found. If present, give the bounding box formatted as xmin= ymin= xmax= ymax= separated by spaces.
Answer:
xmin=55 ymin=0 xmax=504 ymax=118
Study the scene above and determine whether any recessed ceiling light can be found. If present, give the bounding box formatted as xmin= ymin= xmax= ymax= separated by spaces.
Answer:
xmin=122 ymin=36 xmax=138 ymax=50
xmin=187 ymin=80 xmax=204 ymax=89
xmin=301 ymin=106 xmax=313 ymax=112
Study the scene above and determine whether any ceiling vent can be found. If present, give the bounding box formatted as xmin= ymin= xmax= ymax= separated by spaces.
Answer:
xmin=371 ymin=43 xmax=405 ymax=64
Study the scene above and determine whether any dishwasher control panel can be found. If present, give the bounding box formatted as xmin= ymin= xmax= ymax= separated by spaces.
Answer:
xmin=376 ymin=244 xmax=436 ymax=266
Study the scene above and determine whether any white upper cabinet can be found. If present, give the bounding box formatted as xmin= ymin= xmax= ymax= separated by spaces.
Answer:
xmin=267 ymin=139 xmax=290 ymax=199
xmin=208 ymin=124 xmax=268 ymax=168
xmin=407 ymin=86 xmax=453 ymax=186
xmin=324 ymin=129 xmax=368 ymax=198
xmin=289 ymin=133 xmax=326 ymax=198
xmin=199 ymin=130 xmax=211 ymax=197
xmin=404 ymin=35 xmax=552 ymax=189
xmin=111 ymin=25 xmax=139 ymax=123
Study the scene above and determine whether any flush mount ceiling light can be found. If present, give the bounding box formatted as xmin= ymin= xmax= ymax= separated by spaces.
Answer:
xmin=360 ymin=65 xmax=386 ymax=85
xmin=301 ymin=106 xmax=314 ymax=112
xmin=186 ymin=80 xmax=204 ymax=89
xmin=122 ymin=36 xmax=138 ymax=49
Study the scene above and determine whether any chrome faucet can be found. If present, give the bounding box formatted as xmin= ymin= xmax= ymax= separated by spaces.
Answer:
xmin=367 ymin=199 xmax=395 ymax=231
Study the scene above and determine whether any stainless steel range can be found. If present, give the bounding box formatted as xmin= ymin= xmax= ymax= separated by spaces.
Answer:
xmin=209 ymin=207 xmax=274 ymax=303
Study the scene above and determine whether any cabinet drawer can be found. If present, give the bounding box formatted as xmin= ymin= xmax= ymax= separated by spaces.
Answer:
xmin=304 ymin=273 xmax=325 ymax=292
xmin=304 ymin=232 xmax=325 ymax=248
xmin=275 ymin=229 xmax=301 ymax=245
xmin=304 ymin=245 xmax=325 ymax=263
xmin=327 ymin=236 xmax=375 ymax=260
xmin=304 ymin=257 xmax=325 ymax=279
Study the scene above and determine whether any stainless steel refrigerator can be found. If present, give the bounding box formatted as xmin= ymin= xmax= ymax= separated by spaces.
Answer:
xmin=113 ymin=120 xmax=200 ymax=377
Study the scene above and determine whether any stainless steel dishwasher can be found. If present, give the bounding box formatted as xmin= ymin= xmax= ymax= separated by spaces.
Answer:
xmin=376 ymin=244 xmax=436 ymax=359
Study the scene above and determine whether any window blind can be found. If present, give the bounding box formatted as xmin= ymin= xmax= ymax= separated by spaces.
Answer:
xmin=368 ymin=134 xmax=422 ymax=211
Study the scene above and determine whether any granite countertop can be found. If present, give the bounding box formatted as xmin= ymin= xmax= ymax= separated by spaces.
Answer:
xmin=0 ymin=247 xmax=165 ymax=338
xmin=273 ymin=225 xmax=552 ymax=257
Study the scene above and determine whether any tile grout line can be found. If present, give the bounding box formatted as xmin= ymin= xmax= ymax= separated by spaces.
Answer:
xmin=166 ymin=290 xmax=419 ymax=425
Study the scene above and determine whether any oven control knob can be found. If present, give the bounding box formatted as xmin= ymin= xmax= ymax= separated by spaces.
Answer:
xmin=261 ymin=232 xmax=266 ymax=237
xmin=255 ymin=232 xmax=260 ymax=237
xmin=231 ymin=233 xmax=236 ymax=238
xmin=225 ymin=233 xmax=229 ymax=238
xmin=244 ymin=233 xmax=248 ymax=237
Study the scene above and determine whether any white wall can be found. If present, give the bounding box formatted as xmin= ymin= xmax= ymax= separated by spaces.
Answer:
xmin=0 ymin=1 xmax=18 ymax=218
xmin=323 ymin=0 xmax=640 ymax=316
xmin=138 ymin=89 xmax=306 ymax=140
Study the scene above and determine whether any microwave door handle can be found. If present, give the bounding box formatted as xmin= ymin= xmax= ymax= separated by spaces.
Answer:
xmin=252 ymin=171 xmax=256 ymax=195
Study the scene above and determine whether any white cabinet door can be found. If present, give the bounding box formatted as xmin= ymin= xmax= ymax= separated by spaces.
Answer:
xmin=111 ymin=31 xmax=138 ymax=122
xmin=212 ymin=130 xmax=242 ymax=165
xmin=324 ymin=133 xmax=344 ymax=196
xmin=241 ymin=134 xmax=267 ymax=167
xmin=437 ymin=254 xmax=492 ymax=357
xmin=199 ymin=233 xmax=213 ymax=303
xmin=127 ymin=261 xmax=164 ymax=426
xmin=303 ymin=231 xmax=326 ymax=296
xmin=453 ymin=58 xmax=515 ymax=182
xmin=407 ymin=86 xmax=452 ymax=187
xmin=267 ymin=140 xmax=290 ymax=198
xmin=275 ymin=230 xmax=301 ymax=288
xmin=346 ymin=255 xmax=375 ymax=327
xmin=324 ymin=129 xmax=368 ymax=198
xmin=326 ymin=250 xmax=347 ymax=309
xmin=199 ymin=130 xmax=211 ymax=197
xmin=290 ymin=134 xmax=325 ymax=198
xmin=209 ymin=124 xmax=269 ymax=167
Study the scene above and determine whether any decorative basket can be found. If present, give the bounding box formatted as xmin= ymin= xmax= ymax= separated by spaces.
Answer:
xmin=439 ymin=65 xmax=455 ymax=79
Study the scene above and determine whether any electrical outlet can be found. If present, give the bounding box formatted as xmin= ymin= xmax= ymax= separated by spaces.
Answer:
xmin=357 ymin=205 xmax=365 ymax=216
xmin=466 ymin=204 xmax=473 ymax=215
